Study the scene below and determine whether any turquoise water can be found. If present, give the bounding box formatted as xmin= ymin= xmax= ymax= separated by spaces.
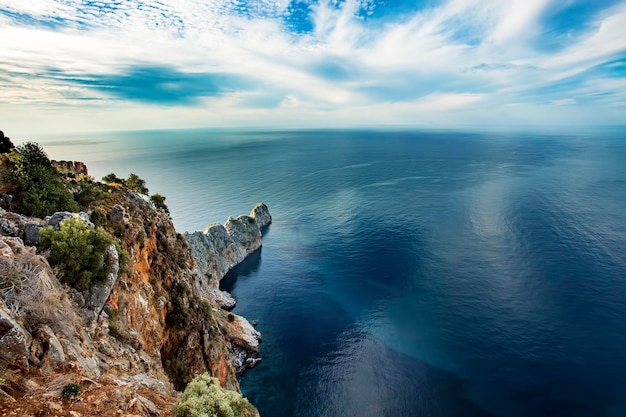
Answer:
xmin=40 ymin=129 xmax=626 ymax=417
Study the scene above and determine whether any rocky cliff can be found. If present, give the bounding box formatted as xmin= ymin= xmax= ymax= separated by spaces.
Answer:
xmin=0 ymin=160 xmax=270 ymax=415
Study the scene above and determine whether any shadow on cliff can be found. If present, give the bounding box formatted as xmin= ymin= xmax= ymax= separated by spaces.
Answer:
xmin=220 ymin=247 xmax=262 ymax=292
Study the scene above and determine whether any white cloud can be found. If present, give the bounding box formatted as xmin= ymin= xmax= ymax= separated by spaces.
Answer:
xmin=0 ymin=0 xmax=624 ymax=134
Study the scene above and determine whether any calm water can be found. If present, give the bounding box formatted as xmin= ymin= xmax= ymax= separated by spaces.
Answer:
xmin=39 ymin=129 xmax=626 ymax=417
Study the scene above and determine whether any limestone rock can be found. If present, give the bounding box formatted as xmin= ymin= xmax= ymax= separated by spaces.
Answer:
xmin=250 ymin=202 xmax=272 ymax=228
xmin=47 ymin=211 xmax=93 ymax=230
xmin=23 ymin=221 xmax=42 ymax=246
xmin=51 ymin=160 xmax=88 ymax=177
xmin=38 ymin=325 xmax=66 ymax=366
xmin=185 ymin=204 xmax=270 ymax=300
xmin=110 ymin=205 xmax=126 ymax=224
xmin=83 ymin=244 xmax=120 ymax=321
xmin=0 ymin=304 xmax=31 ymax=370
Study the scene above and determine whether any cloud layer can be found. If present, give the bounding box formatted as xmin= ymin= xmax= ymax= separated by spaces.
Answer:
xmin=1 ymin=0 xmax=625 ymax=133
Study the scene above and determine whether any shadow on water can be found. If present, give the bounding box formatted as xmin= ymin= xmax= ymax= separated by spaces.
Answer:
xmin=220 ymin=248 xmax=263 ymax=292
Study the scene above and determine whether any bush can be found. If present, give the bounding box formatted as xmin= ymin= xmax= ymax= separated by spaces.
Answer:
xmin=172 ymin=374 xmax=257 ymax=417
xmin=39 ymin=217 xmax=117 ymax=290
xmin=73 ymin=179 xmax=107 ymax=209
xmin=2 ymin=142 xmax=78 ymax=217
xmin=61 ymin=383 xmax=82 ymax=399
xmin=102 ymin=172 xmax=125 ymax=186
xmin=126 ymin=173 xmax=149 ymax=194
xmin=150 ymin=193 xmax=170 ymax=214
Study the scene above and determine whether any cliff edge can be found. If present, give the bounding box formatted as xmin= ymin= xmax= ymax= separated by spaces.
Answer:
xmin=0 ymin=139 xmax=269 ymax=416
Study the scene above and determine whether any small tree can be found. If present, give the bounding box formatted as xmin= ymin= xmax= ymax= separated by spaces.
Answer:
xmin=0 ymin=131 xmax=14 ymax=154
xmin=172 ymin=374 xmax=257 ymax=417
xmin=2 ymin=142 xmax=78 ymax=217
xmin=150 ymin=193 xmax=170 ymax=214
xmin=102 ymin=173 xmax=125 ymax=186
xmin=39 ymin=217 xmax=116 ymax=290
xmin=126 ymin=173 xmax=149 ymax=194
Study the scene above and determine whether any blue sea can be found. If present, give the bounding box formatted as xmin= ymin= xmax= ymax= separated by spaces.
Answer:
xmin=39 ymin=128 xmax=626 ymax=417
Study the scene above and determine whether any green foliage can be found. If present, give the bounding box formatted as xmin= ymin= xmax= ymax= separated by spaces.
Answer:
xmin=165 ymin=359 xmax=193 ymax=391
xmin=150 ymin=193 xmax=170 ymax=214
xmin=227 ymin=313 xmax=235 ymax=323
xmin=126 ymin=173 xmax=149 ymax=194
xmin=89 ymin=209 xmax=106 ymax=227
xmin=102 ymin=172 xmax=125 ymax=186
xmin=173 ymin=374 xmax=257 ymax=417
xmin=0 ymin=131 xmax=14 ymax=154
xmin=2 ymin=142 xmax=78 ymax=217
xmin=61 ymin=383 xmax=82 ymax=399
xmin=73 ymin=179 xmax=108 ymax=210
xmin=39 ymin=217 xmax=116 ymax=290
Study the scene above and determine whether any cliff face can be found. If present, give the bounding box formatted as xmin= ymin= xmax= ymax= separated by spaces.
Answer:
xmin=51 ymin=160 xmax=89 ymax=177
xmin=0 ymin=181 xmax=269 ymax=415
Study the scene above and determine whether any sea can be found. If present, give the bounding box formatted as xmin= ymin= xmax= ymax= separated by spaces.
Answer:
xmin=37 ymin=128 xmax=626 ymax=417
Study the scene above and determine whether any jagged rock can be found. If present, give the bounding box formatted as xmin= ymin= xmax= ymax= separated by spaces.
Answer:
xmin=251 ymin=320 xmax=259 ymax=327
xmin=0 ymin=304 xmax=31 ymax=370
xmin=109 ymin=205 xmax=126 ymax=223
xmin=209 ymin=289 xmax=237 ymax=310
xmin=51 ymin=160 xmax=88 ymax=177
xmin=128 ymin=394 xmax=160 ymax=416
xmin=47 ymin=211 xmax=93 ymax=230
xmin=24 ymin=221 xmax=42 ymax=246
xmin=250 ymin=203 xmax=272 ymax=228
xmin=0 ymin=216 xmax=19 ymax=236
xmin=246 ymin=357 xmax=262 ymax=368
xmin=185 ymin=204 xmax=270 ymax=300
xmin=83 ymin=244 xmax=120 ymax=321
xmin=38 ymin=325 xmax=66 ymax=366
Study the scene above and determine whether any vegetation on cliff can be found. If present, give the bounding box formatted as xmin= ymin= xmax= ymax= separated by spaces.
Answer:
xmin=173 ymin=374 xmax=257 ymax=417
xmin=1 ymin=142 xmax=79 ymax=217
xmin=39 ymin=217 xmax=118 ymax=290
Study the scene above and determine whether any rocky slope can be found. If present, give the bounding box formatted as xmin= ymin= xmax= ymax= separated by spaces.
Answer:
xmin=0 ymin=161 xmax=270 ymax=415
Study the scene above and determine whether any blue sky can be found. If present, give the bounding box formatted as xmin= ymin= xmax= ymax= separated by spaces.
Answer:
xmin=1 ymin=0 xmax=625 ymax=134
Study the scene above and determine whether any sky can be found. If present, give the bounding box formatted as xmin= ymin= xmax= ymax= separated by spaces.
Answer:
xmin=1 ymin=0 xmax=625 ymax=135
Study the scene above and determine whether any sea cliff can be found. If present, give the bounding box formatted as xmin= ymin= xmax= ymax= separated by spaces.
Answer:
xmin=0 ymin=139 xmax=269 ymax=416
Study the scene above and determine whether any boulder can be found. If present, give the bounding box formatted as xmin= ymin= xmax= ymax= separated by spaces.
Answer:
xmin=109 ymin=205 xmax=126 ymax=223
xmin=0 ymin=304 xmax=31 ymax=370
xmin=24 ymin=221 xmax=42 ymax=246
xmin=38 ymin=325 xmax=66 ymax=366
xmin=47 ymin=211 xmax=93 ymax=230
xmin=250 ymin=203 xmax=272 ymax=228
xmin=83 ymin=244 xmax=120 ymax=321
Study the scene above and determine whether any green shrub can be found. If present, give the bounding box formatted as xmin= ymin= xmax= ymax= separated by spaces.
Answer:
xmin=227 ymin=313 xmax=235 ymax=323
xmin=73 ymin=179 xmax=107 ymax=209
xmin=2 ymin=142 xmax=78 ymax=217
xmin=126 ymin=173 xmax=149 ymax=194
xmin=61 ymin=383 xmax=82 ymax=399
xmin=172 ymin=374 xmax=257 ymax=417
xmin=39 ymin=217 xmax=117 ymax=290
xmin=150 ymin=193 xmax=170 ymax=214
xmin=102 ymin=172 xmax=125 ymax=186
xmin=89 ymin=209 xmax=106 ymax=227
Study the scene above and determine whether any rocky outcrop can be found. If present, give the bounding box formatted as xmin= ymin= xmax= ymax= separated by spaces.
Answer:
xmin=51 ymin=160 xmax=88 ymax=177
xmin=46 ymin=211 xmax=93 ymax=230
xmin=185 ymin=203 xmax=272 ymax=300
xmin=0 ymin=171 xmax=266 ymax=415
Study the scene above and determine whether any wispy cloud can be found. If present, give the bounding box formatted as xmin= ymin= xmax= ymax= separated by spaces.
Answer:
xmin=0 ymin=0 xmax=625 ymax=134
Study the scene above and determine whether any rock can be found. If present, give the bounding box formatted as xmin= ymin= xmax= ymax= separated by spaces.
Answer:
xmin=250 ymin=203 xmax=272 ymax=228
xmin=48 ymin=402 xmax=63 ymax=412
xmin=23 ymin=221 xmax=42 ymax=246
xmin=47 ymin=211 xmax=93 ymax=230
xmin=245 ymin=357 xmax=262 ymax=368
xmin=251 ymin=320 xmax=259 ymax=327
xmin=0 ymin=304 xmax=31 ymax=370
xmin=51 ymin=160 xmax=88 ymax=177
xmin=0 ymin=216 xmax=19 ymax=236
xmin=83 ymin=244 xmax=120 ymax=321
xmin=109 ymin=205 xmax=126 ymax=224
xmin=38 ymin=325 xmax=66 ymax=366
xmin=128 ymin=395 xmax=160 ymax=416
